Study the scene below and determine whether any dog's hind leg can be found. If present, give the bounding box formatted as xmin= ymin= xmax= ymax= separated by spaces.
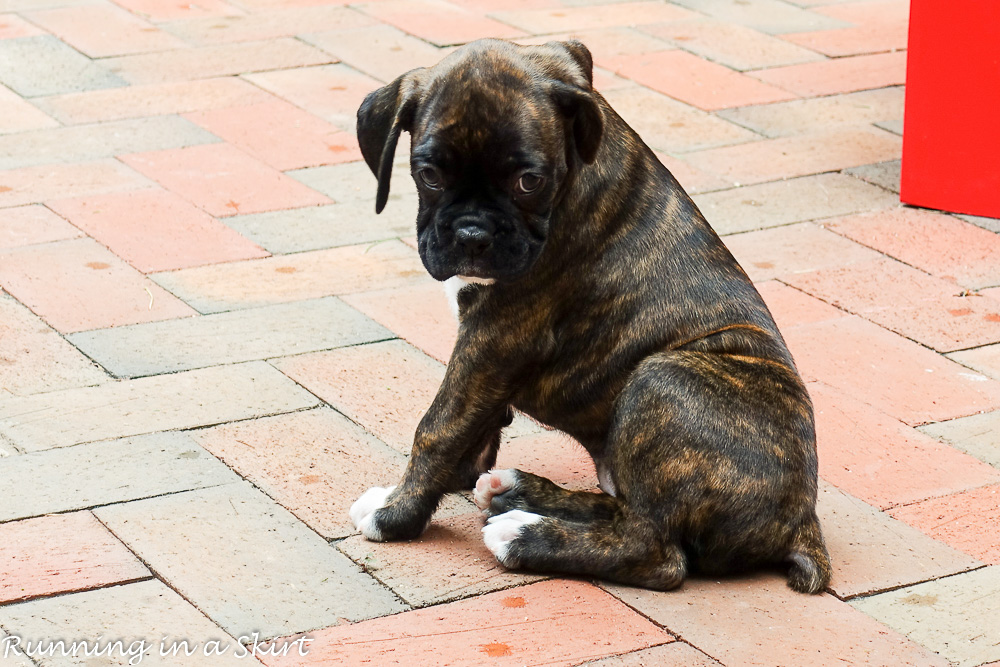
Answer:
xmin=474 ymin=468 xmax=619 ymax=522
xmin=483 ymin=506 xmax=688 ymax=591
xmin=475 ymin=468 xmax=687 ymax=590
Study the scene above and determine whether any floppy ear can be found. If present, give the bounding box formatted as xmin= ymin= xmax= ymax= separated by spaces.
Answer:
xmin=356 ymin=70 xmax=423 ymax=213
xmin=550 ymin=80 xmax=604 ymax=165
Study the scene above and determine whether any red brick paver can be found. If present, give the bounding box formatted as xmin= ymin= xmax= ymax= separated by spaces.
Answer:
xmin=24 ymin=5 xmax=186 ymax=57
xmin=608 ymin=574 xmax=949 ymax=667
xmin=262 ymin=579 xmax=673 ymax=666
xmin=812 ymin=382 xmax=1000 ymax=509
xmin=685 ymin=128 xmax=901 ymax=185
xmin=605 ymin=49 xmax=798 ymax=111
xmin=2 ymin=1 xmax=998 ymax=665
xmin=750 ymin=50 xmax=907 ymax=97
xmin=184 ymin=99 xmax=363 ymax=170
xmin=827 ymin=207 xmax=1000 ymax=289
xmin=0 ymin=204 xmax=82 ymax=249
xmin=47 ymin=188 xmax=270 ymax=272
xmin=359 ymin=0 xmax=527 ymax=46
xmin=121 ymin=143 xmax=331 ymax=217
xmin=0 ymin=238 xmax=196 ymax=332
xmin=784 ymin=316 xmax=1000 ymax=425
xmin=889 ymin=485 xmax=1000 ymax=565
xmin=0 ymin=512 xmax=149 ymax=604
xmin=783 ymin=0 xmax=910 ymax=57
xmin=35 ymin=77 xmax=273 ymax=124
xmin=787 ymin=255 xmax=1000 ymax=353
xmin=341 ymin=280 xmax=457 ymax=363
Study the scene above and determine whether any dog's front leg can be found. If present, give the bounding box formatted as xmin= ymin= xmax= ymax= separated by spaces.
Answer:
xmin=350 ymin=354 xmax=512 ymax=541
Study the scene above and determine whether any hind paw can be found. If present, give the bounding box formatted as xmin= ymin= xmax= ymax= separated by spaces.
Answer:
xmin=482 ymin=509 xmax=543 ymax=567
xmin=473 ymin=469 xmax=518 ymax=514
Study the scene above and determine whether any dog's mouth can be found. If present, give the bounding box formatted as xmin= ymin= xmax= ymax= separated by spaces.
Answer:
xmin=425 ymin=254 xmax=508 ymax=283
xmin=418 ymin=219 xmax=544 ymax=283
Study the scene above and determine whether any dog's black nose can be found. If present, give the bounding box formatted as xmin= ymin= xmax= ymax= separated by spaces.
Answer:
xmin=455 ymin=225 xmax=493 ymax=256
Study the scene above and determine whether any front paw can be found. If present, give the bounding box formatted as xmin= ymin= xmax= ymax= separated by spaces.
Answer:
xmin=349 ymin=486 xmax=395 ymax=541
xmin=482 ymin=509 xmax=543 ymax=568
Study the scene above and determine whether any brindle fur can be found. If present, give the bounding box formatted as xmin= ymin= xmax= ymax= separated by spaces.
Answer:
xmin=355 ymin=38 xmax=831 ymax=593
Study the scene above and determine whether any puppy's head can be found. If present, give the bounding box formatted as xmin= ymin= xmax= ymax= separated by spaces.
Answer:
xmin=357 ymin=39 xmax=604 ymax=282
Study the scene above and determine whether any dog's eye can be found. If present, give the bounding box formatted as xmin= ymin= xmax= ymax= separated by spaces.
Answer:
xmin=516 ymin=173 xmax=543 ymax=195
xmin=417 ymin=168 xmax=443 ymax=190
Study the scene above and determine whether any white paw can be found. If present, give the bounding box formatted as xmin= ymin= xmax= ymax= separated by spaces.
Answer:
xmin=349 ymin=486 xmax=395 ymax=541
xmin=473 ymin=469 xmax=517 ymax=511
xmin=482 ymin=509 xmax=543 ymax=567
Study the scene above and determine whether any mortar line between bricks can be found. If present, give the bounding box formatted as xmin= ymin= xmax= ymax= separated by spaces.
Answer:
xmin=771 ymin=277 xmax=988 ymax=361
xmin=170 ymin=439 xmax=402 ymax=564
xmin=769 ymin=0 xmax=839 ymax=22
xmin=232 ymin=55 xmax=394 ymax=138
xmin=817 ymin=214 xmax=998 ymax=291
xmin=881 ymin=480 xmax=1000 ymax=513
xmin=192 ymin=60 xmax=337 ymax=85
xmin=37 ymin=190 xmax=203 ymax=286
xmin=718 ymin=79 xmax=908 ymax=104
xmin=234 ymin=70 xmax=344 ymax=130
xmin=703 ymin=113 xmax=770 ymax=142
xmin=178 ymin=399 xmax=400 ymax=466
xmin=254 ymin=235 xmax=418 ymax=258
xmin=141 ymin=234 xmax=419 ymax=287
xmin=261 ymin=334 xmax=401 ymax=365
xmin=946 ymin=340 xmax=1000 ymax=356
xmin=86 ymin=487 xmax=403 ymax=644
xmin=594 ymin=581 xmax=687 ymax=640
xmin=0 ymin=621 xmax=45 ymax=667
xmin=289 ymin=34 xmax=386 ymax=84
xmin=258 ymin=352 xmax=430 ymax=464
xmin=0 ymin=625 xmax=43 ymax=667
xmin=0 ymin=398 xmax=326 ymax=448
xmin=530 ymin=639 xmax=679 ymax=667
xmin=543 ymin=640 xmax=701 ymax=667
xmin=330 ymin=539 xmax=434 ymax=610
xmin=104 ymin=151 xmax=307 ymax=231
xmin=89 ymin=509 xmax=258 ymax=643
xmin=91 ymin=421 xmax=416 ymax=619
xmin=65 ymin=333 xmax=404 ymax=381
xmin=695 ymin=169 xmax=899 ymax=208
xmin=712 ymin=209 xmax=897 ymax=239
xmin=843 ymin=564 xmax=991 ymax=604
xmin=665 ymin=130 xmax=763 ymax=157
xmin=0 ymin=575 xmax=156 ymax=612
xmin=1 ymin=480 xmax=241 ymax=525
xmin=0 ymin=433 xmax=27 ymax=456
xmin=671 ymin=639 xmax=725 ymax=666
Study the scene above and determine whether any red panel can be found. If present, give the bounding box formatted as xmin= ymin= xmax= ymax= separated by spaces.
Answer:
xmin=901 ymin=0 xmax=1000 ymax=218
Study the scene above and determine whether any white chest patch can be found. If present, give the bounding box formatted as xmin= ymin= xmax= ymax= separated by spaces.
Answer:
xmin=443 ymin=275 xmax=495 ymax=320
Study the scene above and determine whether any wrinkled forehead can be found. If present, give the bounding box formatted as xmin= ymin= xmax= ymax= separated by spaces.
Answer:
xmin=411 ymin=48 xmax=560 ymax=163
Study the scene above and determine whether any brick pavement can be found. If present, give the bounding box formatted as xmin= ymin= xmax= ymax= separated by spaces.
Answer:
xmin=1 ymin=0 xmax=998 ymax=665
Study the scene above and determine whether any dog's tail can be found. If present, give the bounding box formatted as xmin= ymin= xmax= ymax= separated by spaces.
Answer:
xmin=785 ymin=513 xmax=832 ymax=594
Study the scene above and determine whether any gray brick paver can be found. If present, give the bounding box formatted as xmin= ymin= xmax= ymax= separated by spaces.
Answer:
xmin=0 ymin=431 xmax=240 ymax=521
xmin=0 ymin=35 xmax=126 ymax=96
xmin=0 ymin=361 xmax=319 ymax=450
xmin=95 ymin=482 xmax=407 ymax=639
xmin=68 ymin=296 xmax=393 ymax=378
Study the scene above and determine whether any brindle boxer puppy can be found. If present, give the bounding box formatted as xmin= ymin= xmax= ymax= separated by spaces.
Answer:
xmin=349 ymin=38 xmax=831 ymax=593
